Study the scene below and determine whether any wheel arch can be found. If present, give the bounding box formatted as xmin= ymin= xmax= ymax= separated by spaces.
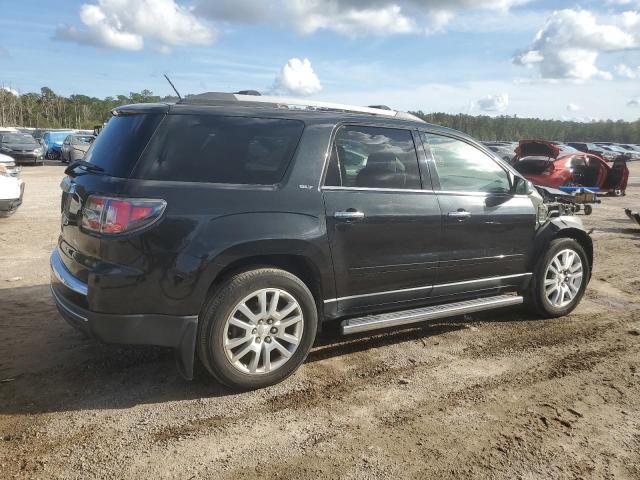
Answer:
xmin=531 ymin=218 xmax=593 ymax=276
xmin=198 ymin=240 xmax=335 ymax=329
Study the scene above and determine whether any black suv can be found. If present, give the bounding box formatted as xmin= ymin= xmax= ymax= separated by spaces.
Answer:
xmin=51 ymin=93 xmax=592 ymax=389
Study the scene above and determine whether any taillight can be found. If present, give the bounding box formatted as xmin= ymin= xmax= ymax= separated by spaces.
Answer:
xmin=81 ymin=195 xmax=166 ymax=234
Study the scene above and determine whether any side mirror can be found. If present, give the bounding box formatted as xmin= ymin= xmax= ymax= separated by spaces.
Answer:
xmin=512 ymin=175 xmax=534 ymax=195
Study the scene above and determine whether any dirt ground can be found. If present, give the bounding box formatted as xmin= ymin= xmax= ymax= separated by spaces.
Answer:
xmin=0 ymin=163 xmax=639 ymax=480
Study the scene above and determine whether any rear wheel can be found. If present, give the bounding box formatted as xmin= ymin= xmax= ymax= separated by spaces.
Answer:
xmin=197 ymin=268 xmax=317 ymax=390
xmin=525 ymin=238 xmax=589 ymax=318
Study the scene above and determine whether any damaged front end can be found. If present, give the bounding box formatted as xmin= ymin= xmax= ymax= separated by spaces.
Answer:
xmin=532 ymin=185 xmax=579 ymax=222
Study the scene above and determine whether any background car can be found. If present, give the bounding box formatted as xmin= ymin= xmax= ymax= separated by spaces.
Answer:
xmin=0 ymin=132 xmax=44 ymax=165
xmin=60 ymin=134 xmax=95 ymax=163
xmin=0 ymin=163 xmax=24 ymax=216
xmin=0 ymin=152 xmax=22 ymax=176
xmin=566 ymin=142 xmax=610 ymax=159
xmin=511 ymin=140 xmax=628 ymax=195
xmin=482 ymin=142 xmax=517 ymax=162
xmin=42 ymin=130 xmax=73 ymax=159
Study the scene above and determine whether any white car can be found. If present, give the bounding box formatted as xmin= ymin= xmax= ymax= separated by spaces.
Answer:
xmin=0 ymin=161 xmax=24 ymax=216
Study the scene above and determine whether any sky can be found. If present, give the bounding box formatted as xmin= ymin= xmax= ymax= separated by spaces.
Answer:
xmin=2 ymin=0 xmax=640 ymax=121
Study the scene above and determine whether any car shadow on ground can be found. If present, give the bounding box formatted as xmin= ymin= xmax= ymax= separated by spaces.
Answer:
xmin=0 ymin=284 xmax=535 ymax=415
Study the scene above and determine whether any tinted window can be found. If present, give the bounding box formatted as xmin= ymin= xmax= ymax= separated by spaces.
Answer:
xmin=422 ymin=133 xmax=510 ymax=193
xmin=84 ymin=114 xmax=163 ymax=178
xmin=326 ymin=126 xmax=420 ymax=189
xmin=135 ymin=115 xmax=304 ymax=185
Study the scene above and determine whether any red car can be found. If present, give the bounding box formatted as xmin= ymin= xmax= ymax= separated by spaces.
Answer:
xmin=511 ymin=140 xmax=629 ymax=196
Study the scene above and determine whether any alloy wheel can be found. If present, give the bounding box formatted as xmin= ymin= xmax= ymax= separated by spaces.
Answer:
xmin=544 ymin=248 xmax=584 ymax=308
xmin=222 ymin=288 xmax=304 ymax=375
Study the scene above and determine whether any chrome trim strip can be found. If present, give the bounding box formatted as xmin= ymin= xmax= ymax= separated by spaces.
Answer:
xmin=323 ymin=272 xmax=531 ymax=304
xmin=431 ymin=272 xmax=531 ymax=289
xmin=50 ymin=286 xmax=89 ymax=323
xmin=341 ymin=295 xmax=523 ymax=334
xmin=322 ymin=186 xmax=431 ymax=194
xmin=50 ymin=249 xmax=88 ymax=296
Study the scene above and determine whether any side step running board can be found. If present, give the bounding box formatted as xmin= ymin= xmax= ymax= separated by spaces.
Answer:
xmin=341 ymin=294 xmax=523 ymax=335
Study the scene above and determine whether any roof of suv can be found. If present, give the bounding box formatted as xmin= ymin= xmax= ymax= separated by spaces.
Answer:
xmin=112 ymin=94 xmax=467 ymax=138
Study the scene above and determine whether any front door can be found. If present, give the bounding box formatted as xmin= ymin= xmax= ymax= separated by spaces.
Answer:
xmin=323 ymin=125 xmax=441 ymax=315
xmin=419 ymin=132 xmax=536 ymax=297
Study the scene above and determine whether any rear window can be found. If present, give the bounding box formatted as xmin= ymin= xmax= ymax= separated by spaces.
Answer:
xmin=84 ymin=114 xmax=163 ymax=178
xmin=134 ymin=115 xmax=304 ymax=185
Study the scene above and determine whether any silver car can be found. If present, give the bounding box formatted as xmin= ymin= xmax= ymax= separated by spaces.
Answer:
xmin=60 ymin=134 xmax=95 ymax=163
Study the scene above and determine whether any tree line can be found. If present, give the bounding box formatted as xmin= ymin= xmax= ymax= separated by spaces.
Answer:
xmin=411 ymin=111 xmax=640 ymax=143
xmin=1 ymin=86 xmax=639 ymax=142
xmin=0 ymin=87 xmax=174 ymax=130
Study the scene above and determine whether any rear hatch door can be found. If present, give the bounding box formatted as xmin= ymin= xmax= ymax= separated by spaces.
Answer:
xmin=58 ymin=107 xmax=166 ymax=284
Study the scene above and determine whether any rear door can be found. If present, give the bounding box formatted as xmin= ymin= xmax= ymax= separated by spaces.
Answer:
xmin=418 ymin=132 xmax=536 ymax=296
xmin=322 ymin=125 xmax=441 ymax=314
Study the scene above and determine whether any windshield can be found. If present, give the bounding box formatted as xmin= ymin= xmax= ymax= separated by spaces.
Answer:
xmin=72 ymin=135 xmax=94 ymax=145
xmin=0 ymin=133 xmax=38 ymax=145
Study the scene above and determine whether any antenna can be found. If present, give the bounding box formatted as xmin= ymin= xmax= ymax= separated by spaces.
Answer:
xmin=163 ymin=74 xmax=182 ymax=101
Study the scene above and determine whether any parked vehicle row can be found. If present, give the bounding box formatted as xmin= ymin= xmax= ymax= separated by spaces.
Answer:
xmin=0 ymin=127 xmax=96 ymax=164
xmin=483 ymin=140 xmax=640 ymax=163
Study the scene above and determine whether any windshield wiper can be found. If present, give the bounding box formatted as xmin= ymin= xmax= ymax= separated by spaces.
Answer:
xmin=64 ymin=160 xmax=105 ymax=176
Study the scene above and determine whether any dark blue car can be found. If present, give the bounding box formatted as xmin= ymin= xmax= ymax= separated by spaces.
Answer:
xmin=42 ymin=131 xmax=74 ymax=159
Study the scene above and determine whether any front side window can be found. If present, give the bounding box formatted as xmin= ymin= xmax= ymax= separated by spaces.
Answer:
xmin=325 ymin=126 xmax=421 ymax=190
xmin=421 ymin=133 xmax=510 ymax=193
xmin=135 ymin=115 xmax=304 ymax=185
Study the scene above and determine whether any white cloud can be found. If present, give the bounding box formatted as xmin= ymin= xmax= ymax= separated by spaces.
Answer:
xmin=566 ymin=103 xmax=581 ymax=112
xmin=628 ymin=97 xmax=640 ymax=107
xmin=476 ymin=93 xmax=509 ymax=112
xmin=514 ymin=9 xmax=640 ymax=81
xmin=195 ymin=0 xmax=532 ymax=36
xmin=271 ymin=58 xmax=322 ymax=96
xmin=290 ymin=2 xmax=417 ymax=36
xmin=615 ymin=63 xmax=640 ymax=78
xmin=1 ymin=87 xmax=19 ymax=97
xmin=56 ymin=0 xmax=215 ymax=51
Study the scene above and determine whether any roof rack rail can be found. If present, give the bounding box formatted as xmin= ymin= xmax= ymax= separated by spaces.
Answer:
xmin=178 ymin=92 xmax=425 ymax=122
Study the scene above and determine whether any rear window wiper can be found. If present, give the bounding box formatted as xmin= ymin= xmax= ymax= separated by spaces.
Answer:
xmin=64 ymin=160 xmax=105 ymax=176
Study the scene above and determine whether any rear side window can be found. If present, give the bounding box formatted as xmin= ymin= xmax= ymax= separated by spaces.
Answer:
xmin=135 ymin=115 xmax=304 ymax=185
xmin=325 ymin=126 xmax=421 ymax=189
xmin=84 ymin=114 xmax=163 ymax=178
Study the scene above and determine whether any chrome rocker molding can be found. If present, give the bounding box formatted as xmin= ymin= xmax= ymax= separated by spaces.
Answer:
xmin=341 ymin=294 xmax=523 ymax=334
xmin=50 ymin=249 xmax=88 ymax=296
xmin=324 ymin=273 xmax=531 ymax=304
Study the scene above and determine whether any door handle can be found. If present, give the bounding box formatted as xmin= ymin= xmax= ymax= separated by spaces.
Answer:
xmin=448 ymin=210 xmax=471 ymax=221
xmin=334 ymin=210 xmax=365 ymax=221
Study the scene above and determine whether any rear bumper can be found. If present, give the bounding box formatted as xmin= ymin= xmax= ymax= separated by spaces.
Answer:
xmin=50 ymin=249 xmax=198 ymax=379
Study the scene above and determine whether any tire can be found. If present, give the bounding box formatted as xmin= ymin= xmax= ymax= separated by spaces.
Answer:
xmin=525 ymin=238 xmax=590 ymax=318
xmin=197 ymin=268 xmax=318 ymax=390
xmin=583 ymin=204 xmax=592 ymax=215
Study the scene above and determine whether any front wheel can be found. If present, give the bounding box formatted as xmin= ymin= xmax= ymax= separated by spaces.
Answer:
xmin=197 ymin=268 xmax=318 ymax=390
xmin=525 ymin=238 xmax=590 ymax=318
